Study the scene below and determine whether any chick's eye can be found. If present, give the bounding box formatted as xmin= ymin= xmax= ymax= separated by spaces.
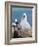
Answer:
xmin=23 ymin=16 xmax=25 ymax=18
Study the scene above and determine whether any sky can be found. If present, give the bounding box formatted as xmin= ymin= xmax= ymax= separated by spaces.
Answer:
xmin=11 ymin=6 xmax=32 ymax=26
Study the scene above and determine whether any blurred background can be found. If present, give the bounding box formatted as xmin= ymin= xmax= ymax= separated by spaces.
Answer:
xmin=11 ymin=6 xmax=32 ymax=26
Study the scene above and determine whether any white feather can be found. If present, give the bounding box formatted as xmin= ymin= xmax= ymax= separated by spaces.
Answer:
xmin=20 ymin=13 xmax=31 ymax=30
